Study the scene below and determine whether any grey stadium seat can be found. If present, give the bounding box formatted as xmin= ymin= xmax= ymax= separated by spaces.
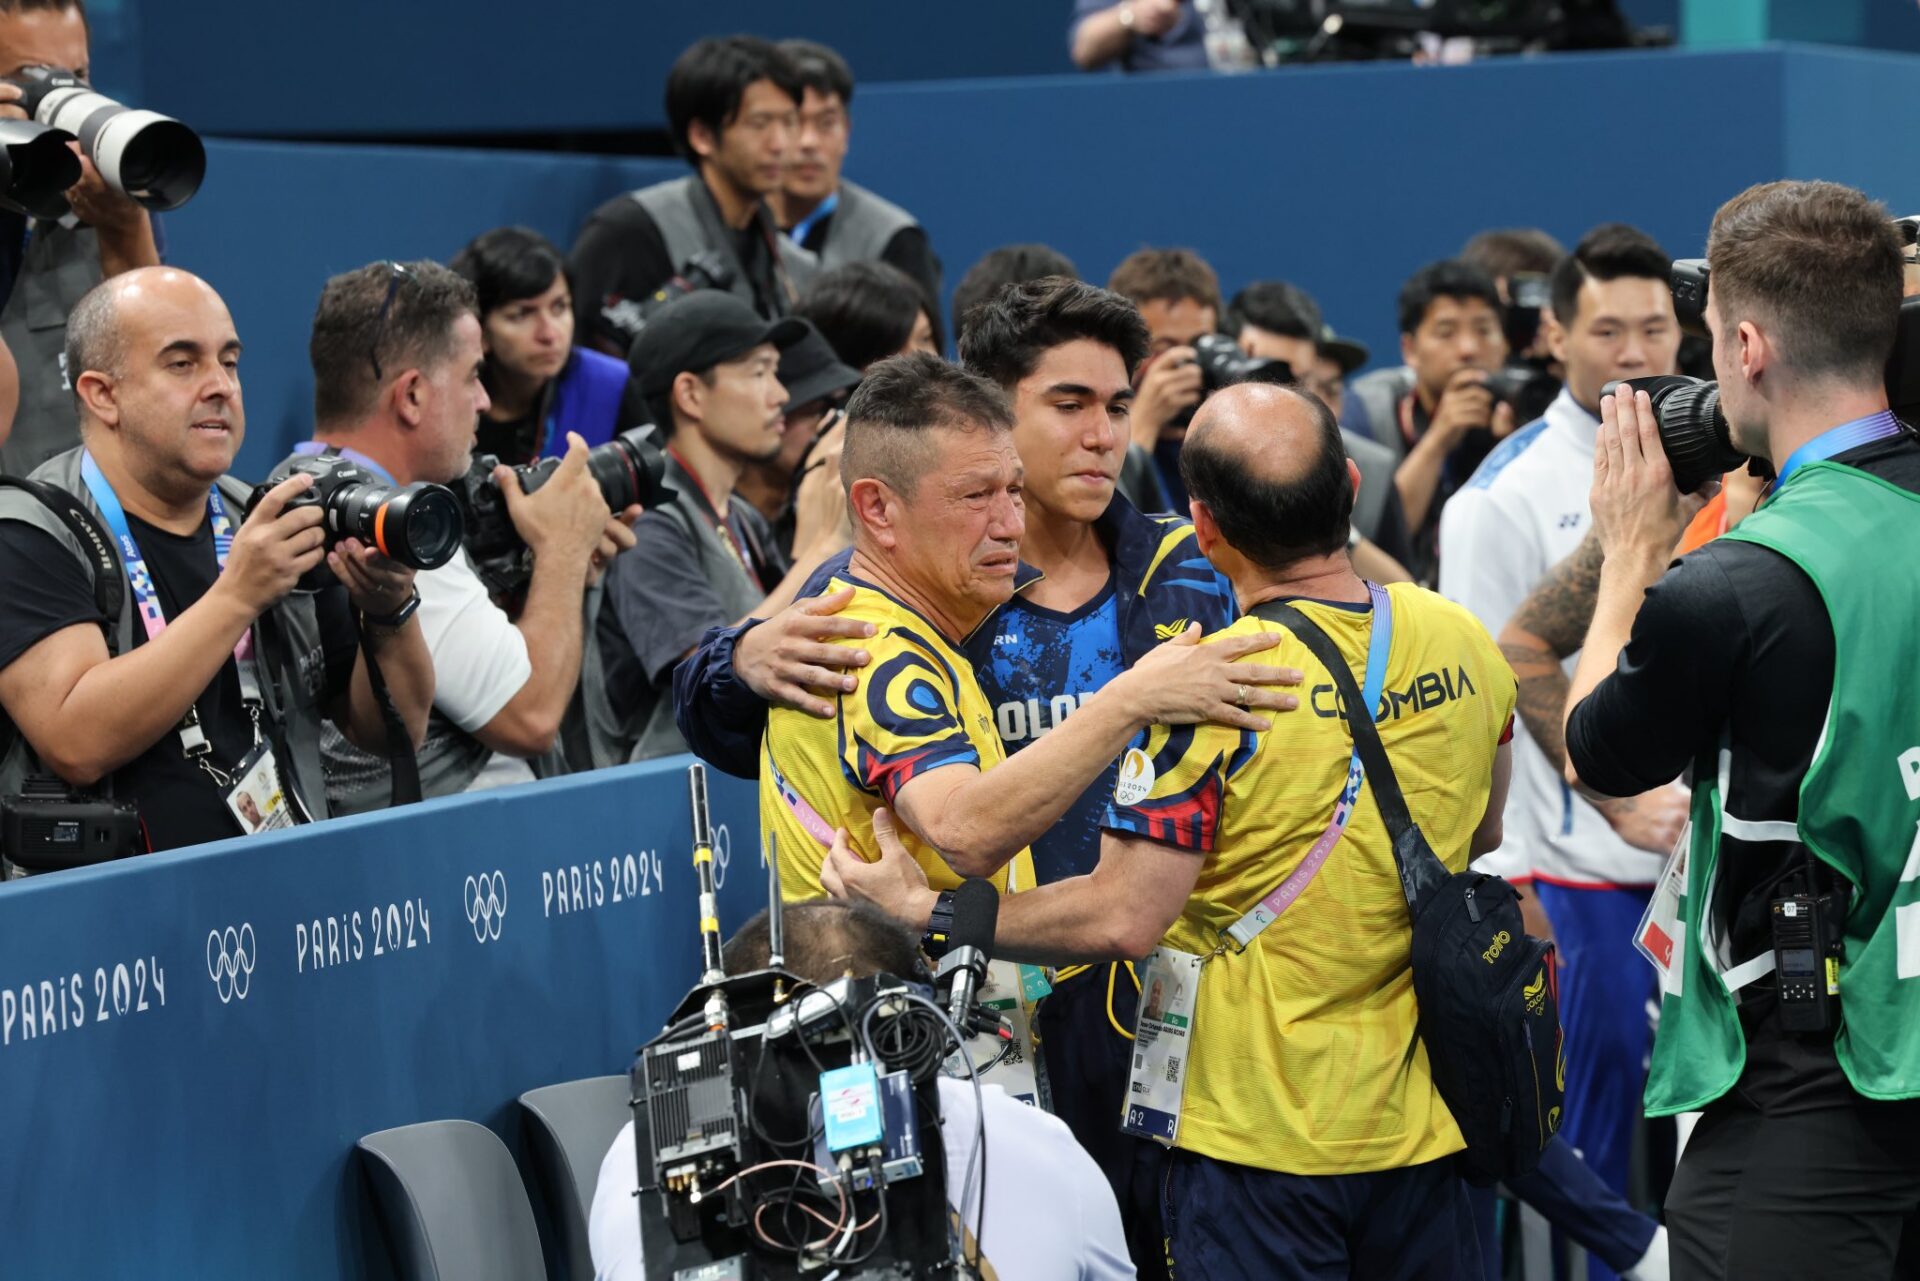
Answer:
xmin=519 ymin=1074 xmax=634 ymax=1281
xmin=357 ymin=1118 xmax=545 ymax=1281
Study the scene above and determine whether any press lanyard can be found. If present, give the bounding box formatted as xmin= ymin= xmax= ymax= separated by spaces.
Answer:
xmin=787 ymin=189 xmax=839 ymax=248
xmin=79 ymin=451 xmax=260 ymax=777
xmin=291 ymin=439 xmax=396 ymax=482
xmin=1771 ymin=410 xmax=1906 ymax=491
xmin=1224 ymin=582 xmax=1394 ymax=950
xmin=667 ymin=447 xmax=765 ymax=590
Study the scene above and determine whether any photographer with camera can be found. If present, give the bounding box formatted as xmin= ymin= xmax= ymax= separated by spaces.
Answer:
xmin=448 ymin=226 xmax=633 ymax=468
xmin=0 ymin=0 xmax=163 ymax=475
xmin=596 ymin=290 xmax=847 ymax=761
xmin=303 ymin=260 xmax=637 ymax=813
xmin=1106 ymin=247 xmax=1218 ymax=507
xmin=588 ymin=898 xmax=1133 ymax=1280
xmin=1564 ymin=181 xmax=1920 ymax=1279
xmin=568 ymin=36 xmax=815 ymax=357
xmin=0 ymin=268 xmax=432 ymax=861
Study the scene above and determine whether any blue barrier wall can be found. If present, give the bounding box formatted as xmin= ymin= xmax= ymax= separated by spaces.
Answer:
xmin=135 ymin=2 xmax=1079 ymax=138
xmin=158 ymin=45 xmax=1920 ymax=482
xmin=0 ymin=758 xmax=763 ymax=1280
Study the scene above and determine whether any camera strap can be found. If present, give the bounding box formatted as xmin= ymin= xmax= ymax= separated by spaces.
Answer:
xmin=79 ymin=450 xmax=258 ymax=775
xmin=291 ymin=442 xmax=422 ymax=807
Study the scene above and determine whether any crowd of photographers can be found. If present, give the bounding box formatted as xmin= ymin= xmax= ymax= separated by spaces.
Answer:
xmin=1 ymin=7 xmax=1919 ymax=1279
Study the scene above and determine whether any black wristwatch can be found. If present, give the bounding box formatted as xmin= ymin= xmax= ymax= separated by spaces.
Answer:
xmin=361 ymin=587 xmax=422 ymax=631
xmin=922 ymin=889 xmax=958 ymax=959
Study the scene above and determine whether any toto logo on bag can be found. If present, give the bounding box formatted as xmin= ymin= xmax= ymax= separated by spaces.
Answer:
xmin=464 ymin=871 xmax=508 ymax=943
xmin=206 ymin=924 xmax=256 ymax=1004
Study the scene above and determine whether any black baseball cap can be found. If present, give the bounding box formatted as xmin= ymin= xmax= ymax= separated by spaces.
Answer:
xmin=629 ymin=291 xmax=808 ymax=400
xmin=777 ymin=319 xmax=862 ymax=409
xmin=1317 ymin=322 xmax=1371 ymax=376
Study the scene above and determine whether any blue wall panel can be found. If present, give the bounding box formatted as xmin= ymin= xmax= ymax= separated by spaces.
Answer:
xmin=136 ymin=1 xmax=1079 ymax=138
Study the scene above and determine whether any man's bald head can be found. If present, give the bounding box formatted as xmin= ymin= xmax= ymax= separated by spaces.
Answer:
xmin=65 ymin=267 xmax=229 ymax=409
xmin=1181 ymin=382 xmax=1354 ymax=573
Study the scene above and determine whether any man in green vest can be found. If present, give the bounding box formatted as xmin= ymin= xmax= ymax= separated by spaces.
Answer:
xmin=1563 ymin=179 xmax=1920 ymax=1280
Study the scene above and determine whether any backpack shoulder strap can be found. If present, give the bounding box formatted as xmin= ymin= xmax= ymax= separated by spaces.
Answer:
xmin=0 ymin=475 xmax=122 ymax=650
xmin=1250 ymin=594 xmax=1451 ymax=911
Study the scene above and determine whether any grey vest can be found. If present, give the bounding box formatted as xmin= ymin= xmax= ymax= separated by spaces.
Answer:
xmin=0 ymin=448 xmax=333 ymax=833
xmin=1342 ymin=429 xmax=1398 ymax=544
xmin=620 ymin=456 xmax=772 ymax=763
xmin=1348 ymin=365 xmax=1417 ymax=456
xmin=630 ymin=175 xmax=816 ymax=316
xmin=816 ymin=181 xmax=921 ymax=274
xmin=0 ymin=222 xmax=102 ymax=477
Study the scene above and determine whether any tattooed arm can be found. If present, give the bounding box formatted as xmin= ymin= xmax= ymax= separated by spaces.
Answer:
xmin=1500 ymin=530 xmax=1687 ymax=854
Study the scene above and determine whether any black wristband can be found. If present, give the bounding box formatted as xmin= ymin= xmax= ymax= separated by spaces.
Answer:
xmin=922 ymin=889 xmax=958 ymax=959
xmin=360 ymin=587 xmax=422 ymax=631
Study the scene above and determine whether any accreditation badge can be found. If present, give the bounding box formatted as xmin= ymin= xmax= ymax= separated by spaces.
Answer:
xmin=1634 ymin=822 xmax=1689 ymax=997
xmin=224 ymin=742 xmax=297 ymax=835
xmin=1122 ymin=945 xmax=1204 ymax=1144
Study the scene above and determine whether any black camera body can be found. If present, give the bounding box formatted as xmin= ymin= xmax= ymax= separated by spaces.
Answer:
xmin=603 ymin=250 xmax=738 ymax=351
xmin=460 ymin=427 xmax=676 ymax=598
xmin=1 ymin=775 xmax=142 ymax=872
xmin=1607 ymin=256 xmax=1920 ymax=491
xmin=250 ymin=454 xmax=465 ymax=591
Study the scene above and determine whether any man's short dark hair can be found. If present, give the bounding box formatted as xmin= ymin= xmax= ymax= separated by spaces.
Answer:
xmin=951 ymin=243 xmax=1078 ymax=337
xmin=724 ymin=899 xmax=925 ymax=983
xmin=1181 ymin=386 xmax=1353 ymax=572
xmin=841 ymin=351 xmax=1013 ymax=498
xmin=777 ymin=38 xmax=854 ymax=106
xmin=1107 ymin=248 xmax=1222 ymax=320
xmin=310 ymin=260 xmax=478 ymax=427
xmin=958 ymin=276 xmax=1150 ymax=389
xmin=664 ymin=35 xmax=803 ymax=165
xmin=1227 ymin=281 xmax=1324 ymax=343
xmin=1548 ymin=223 xmax=1672 ymax=326
xmin=0 ymin=0 xmax=86 ymax=25
xmin=448 ymin=225 xmax=569 ymax=320
xmin=797 ymin=261 xmax=936 ymax=371
xmin=1707 ymin=179 xmax=1903 ymax=385
xmin=1397 ymin=260 xmax=1502 ymax=335
xmin=1461 ymin=227 xmax=1565 ymax=282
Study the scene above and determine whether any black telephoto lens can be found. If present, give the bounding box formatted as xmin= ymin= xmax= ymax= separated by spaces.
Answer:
xmin=338 ymin=482 xmax=464 ymax=570
xmin=0 ymin=119 xmax=80 ymax=219
xmin=1603 ymin=374 xmax=1747 ymax=493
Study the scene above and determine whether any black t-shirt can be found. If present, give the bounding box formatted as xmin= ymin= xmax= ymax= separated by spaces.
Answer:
xmin=0 ymin=512 xmax=359 ymax=852
xmin=568 ymin=187 xmax=792 ymax=355
xmin=475 ymin=403 xmax=545 ymax=467
xmin=1567 ymin=432 xmax=1920 ymax=1112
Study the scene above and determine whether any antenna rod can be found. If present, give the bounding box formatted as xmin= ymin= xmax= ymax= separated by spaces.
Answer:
xmin=687 ymin=764 xmax=728 ymax=1031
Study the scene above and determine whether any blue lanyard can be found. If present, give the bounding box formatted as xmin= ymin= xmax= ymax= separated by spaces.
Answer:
xmin=788 ymin=189 xmax=839 ymax=247
xmin=1773 ymin=410 xmax=1906 ymax=490
xmin=79 ymin=451 xmax=246 ymax=658
xmin=292 ymin=439 xmax=396 ymax=483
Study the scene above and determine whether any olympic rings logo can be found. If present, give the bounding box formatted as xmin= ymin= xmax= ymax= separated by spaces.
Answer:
xmin=206 ymin=924 xmax=256 ymax=1003
xmin=464 ymin=871 xmax=508 ymax=943
xmin=712 ymin=823 xmax=732 ymax=889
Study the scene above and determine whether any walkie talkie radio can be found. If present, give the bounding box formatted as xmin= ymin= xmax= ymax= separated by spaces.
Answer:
xmin=1771 ymin=891 xmax=1842 ymax=1033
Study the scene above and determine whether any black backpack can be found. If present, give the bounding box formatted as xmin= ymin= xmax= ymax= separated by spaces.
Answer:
xmin=1257 ymin=600 xmax=1564 ymax=1185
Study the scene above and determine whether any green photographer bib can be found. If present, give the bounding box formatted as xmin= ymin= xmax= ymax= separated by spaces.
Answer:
xmin=1645 ymin=461 xmax=1920 ymax=1116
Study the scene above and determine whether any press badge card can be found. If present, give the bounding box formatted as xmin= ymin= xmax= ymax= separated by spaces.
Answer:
xmin=1122 ymin=946 xmax=1203 ymax=1144
xmin=1635 ymin=822 xmax=1689 ymax=996
xmin=225 ymin=742 xmax=296 ymax=835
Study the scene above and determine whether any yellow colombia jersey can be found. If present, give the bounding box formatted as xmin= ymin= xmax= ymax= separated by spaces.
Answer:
xmin=760 ymin=575 xmax=1033 ymax=902
xmin=1105 ymin=583 xmax=1516 ymax=1177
